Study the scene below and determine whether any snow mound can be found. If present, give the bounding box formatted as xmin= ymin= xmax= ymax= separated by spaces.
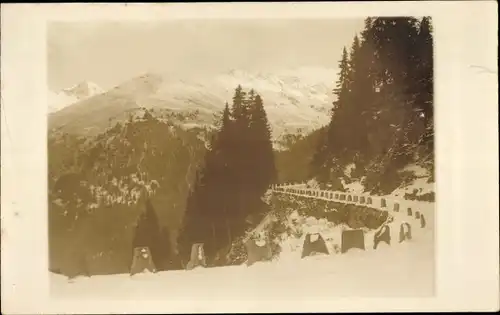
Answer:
xmin=323 ymin=162 xmax=435 ymax=197
xmin=392 ymin=177 xmax=434 ymax=198
xmin=401 ymin=164 xmax=431 ymax=177
xmin=343 ymin=179 xmax=366 ymax=194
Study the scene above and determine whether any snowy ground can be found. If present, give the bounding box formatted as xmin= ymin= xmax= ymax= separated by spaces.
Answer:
xmin=51 ymin=184 xmax=435 ymax=299
xmin=51 ymin=229 xmax=433 ymax=299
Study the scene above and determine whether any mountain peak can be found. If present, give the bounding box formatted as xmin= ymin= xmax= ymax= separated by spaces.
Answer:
xmin=48 ymin=81 xmax=104 ymax=113
xmin=110 ymin=72 xmax=164 ymax=96
xmin=62 ymin=81 xmax=104 ymax=100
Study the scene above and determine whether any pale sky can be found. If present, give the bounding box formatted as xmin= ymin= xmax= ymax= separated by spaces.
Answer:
xmin=48 ymin=19 xmax=365 ymax=91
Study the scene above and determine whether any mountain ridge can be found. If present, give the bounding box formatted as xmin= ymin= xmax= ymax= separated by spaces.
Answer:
xmin=48 ymin=67 xmax=338 ymax=146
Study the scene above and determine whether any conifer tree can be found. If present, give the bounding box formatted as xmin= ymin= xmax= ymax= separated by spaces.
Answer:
xmin=247 ymin=93 xmax=277 ymax=197
xmin=416 ymin=17 xmax=434 ymax=124
xmin=311 ymin=46 xmax=351 ymax=183
xmin=348 ymin=35 xmax=361 ymax=88
xmin=178 ymin=98 xmax=242 ymax=263
xmin=417 ymin=17 xmax=434 ymax=155
xmin=132 ymin=197 xmax=165 ymax=270
xmin=212 ymin=102 xmax=238 ymax=243
xmin=177 ymin=175 xmax=200 ymax=262
xmin=231 ymin=85 xmax=247 ymax=120
xmin=333 ymin=47 xmax=351 ymax=111
xmin=346 ymin=33 xmax=374 ymax=163
xmin=230 ymin=86 xmax=252 ymax=221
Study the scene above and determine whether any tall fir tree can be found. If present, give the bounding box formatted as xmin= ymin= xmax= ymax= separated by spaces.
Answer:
xmin=311 ymin=46 xmax=351 ymax=183
xmin=415 ymin=17 xmax=434 ymax=125
xmin=247 ymin=93 xmax=277 ymax=197
xmin=347 ymin=35 xmax=361 ymax=89
xmin=177 ymin=171 xmax=203 ymax=263
xmin=213 ymin=102 xmax=238 ymax=245
xmin=417 ymin=17 xmax=434 ymax=156
xmin=231 ymin=85 xmax=247 ymax=120
xmin=230 ymin=86 xmax=252 ymax=222
xmin=346 ymin=33 xmax=369 ymax=159
xmin=333 ymin=46 xmax=352 ymax=111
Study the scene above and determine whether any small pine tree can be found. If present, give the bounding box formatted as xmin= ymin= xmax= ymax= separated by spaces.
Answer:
xmin=333 ymin=46 xmax=351 ymax=111
xmin=132 ymin=197 xmax=165 ymax=270
xmin=143 ymin=109 xmax=154 ymax=121
xmin=231 ymin=85 xmax=247 ymax=121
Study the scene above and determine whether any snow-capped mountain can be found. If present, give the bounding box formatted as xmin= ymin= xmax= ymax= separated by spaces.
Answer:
xmin=48 ymin=90 xmax=79 ymax=113
xmin=48 ymin=67 xmax=337 ymax=142
xmin=48 ymin=81 xmax=104 ymax=113
xmin=63 ymin=81 xmax=104 ymax=99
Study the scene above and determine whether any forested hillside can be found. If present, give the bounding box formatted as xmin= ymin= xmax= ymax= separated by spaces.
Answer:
xmin=48 ymin=112 xmax=207 ymax=275
xmin=274 ymin=127 xmax=327 ymax=184
xmin=276 ymin=17 xmax=434 ymax=195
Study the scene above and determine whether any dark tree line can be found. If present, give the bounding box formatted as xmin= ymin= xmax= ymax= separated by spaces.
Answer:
xmin=311 ymin=17 xmax=434 ymax=193
xmin=176 ymin=86 xmax=277 ymax=266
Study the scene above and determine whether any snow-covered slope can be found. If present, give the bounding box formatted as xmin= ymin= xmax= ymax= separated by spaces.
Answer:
xmin=337 ymin=163 xmax=435 ymax=199
xmin=48 ymin=67 xmax=336 ymax=142
xmin=51 ymin=191 xmax=434 ymax=299
xmin=48 ymin=90 xmax=79 ymax=113
xmin=48 ymin=81 xmax=104 ymax=113
xmin=51 ymin=235 xmax=433 ymax=299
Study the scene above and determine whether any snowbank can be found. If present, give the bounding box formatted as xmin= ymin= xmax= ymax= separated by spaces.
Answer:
xmin=51 ymin=220 xmax=433 ymax=299
xmin=391 ymin=177 xmax=434 ymax=198
xmin=342 ymin=179 xmax=366 ymax=194
xmin=51 ymin=187 xmax=435 ymax=299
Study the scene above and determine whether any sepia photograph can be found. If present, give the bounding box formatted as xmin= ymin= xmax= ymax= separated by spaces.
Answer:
xmin=1 ymin=2 xmax=498 ymax=314
xmin=47 ymin=17 xmax=436 ymax=298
